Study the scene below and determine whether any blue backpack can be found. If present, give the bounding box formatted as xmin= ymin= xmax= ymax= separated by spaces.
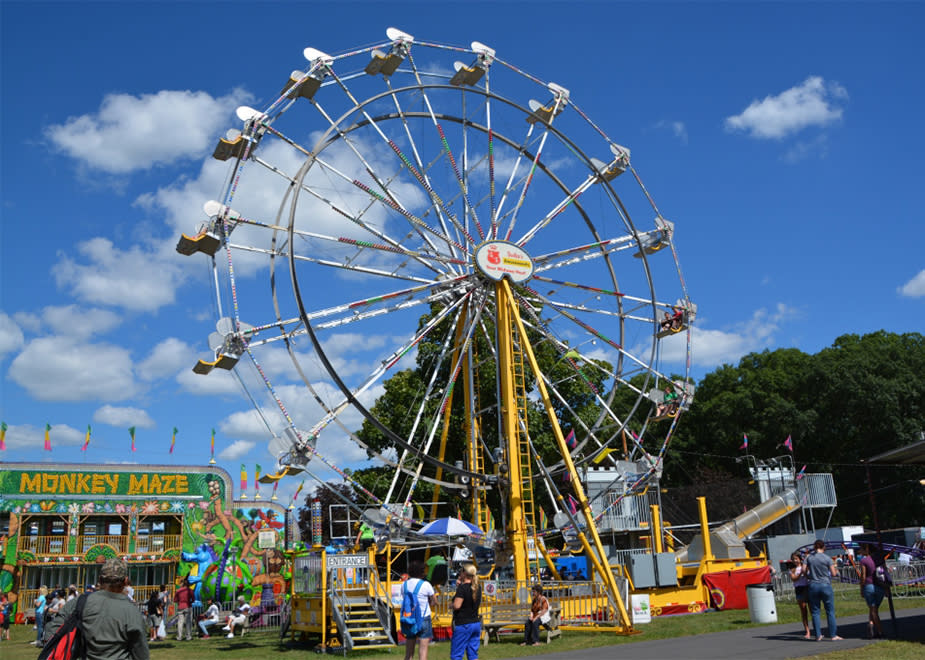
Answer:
xmin=400 ymin=579 xmax=424 ymax=636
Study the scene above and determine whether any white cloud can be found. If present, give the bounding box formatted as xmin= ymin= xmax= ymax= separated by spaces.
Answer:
xmin=898 ymin=270 xmax=925 ymax=298
xmin=45 ymin=89 xmax=250 ymax=174
xmin=0 ymin=423 xmax=83 ymax=450
xmin=52 ymin=237 xmax=186 ymax=312
xmin=655 ymin=120 xmax=688 ymax=144
xmin=219 ymin=438 xmax=256 ymax=460
xmin=40 ymin=305 xmax=122 ymax=338
xmin=93 ymin=404 xmax=155 ymax=429
xmin=8 ymin=336 xmax=137 ymax=401
xmin=137 ymin=338 xmax=196 ymax=381
xmin=0 ymin=312 xmax=25 ymax=358
xmin=725 ymin=76 xmax=847 ymax=139
xmin=658 ymin=303 xmax=799 ymax=368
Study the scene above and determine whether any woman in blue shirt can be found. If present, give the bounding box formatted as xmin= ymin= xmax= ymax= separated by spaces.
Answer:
xmin=805 ymin=540 xmax=843 ymax=641
xmin=33 ymin=585 xmax=48 ymax=646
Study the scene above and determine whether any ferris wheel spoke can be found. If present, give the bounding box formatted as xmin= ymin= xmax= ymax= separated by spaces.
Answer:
xmin=326 ymin=69 xmax=479 ymax=257
xmin=531 ymin=234 xmax=641 ymax=272
xmin=384 ymin=305 xmax=465 ymax=504
xmin=515 ymin=171 xmax=600 ymax=248
xmin=502 ymin=110 xmax=565 ymax=242
xmin=304 ymin=149 xmax=468 ymax=259
xmin=310 ymin=279 xmax=475 ymax=332
xmin=251 ymin=155 xmax=452 ymax=276
xmin=403 ymin=52 xmax=487 ymax=242
xmin=401 ymin=293 xmax=490 ymax=508
xmin=383 ymin=82 xmax=467 ymax=269
xmin=492 ymin=122 xmax=538 ymax=233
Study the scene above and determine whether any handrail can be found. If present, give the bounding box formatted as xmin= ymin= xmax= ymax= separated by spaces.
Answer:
xmin=18 ymin=534 xmax=182 ymax=556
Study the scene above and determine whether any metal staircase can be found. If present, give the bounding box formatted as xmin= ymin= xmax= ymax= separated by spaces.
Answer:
xmin=330 ymin=585 xmax=395 ymax=652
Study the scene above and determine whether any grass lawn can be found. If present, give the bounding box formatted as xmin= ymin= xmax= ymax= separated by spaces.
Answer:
xmin=2 ymin=598 xmax=922 ymax=660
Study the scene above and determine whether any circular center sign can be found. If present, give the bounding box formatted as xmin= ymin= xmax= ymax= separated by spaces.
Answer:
xmin=474 ymin=241 xmax=534 ymax=283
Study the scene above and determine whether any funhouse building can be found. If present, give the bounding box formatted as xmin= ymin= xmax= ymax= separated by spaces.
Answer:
xmin=0 ymin=462 xmax=293 ymax=621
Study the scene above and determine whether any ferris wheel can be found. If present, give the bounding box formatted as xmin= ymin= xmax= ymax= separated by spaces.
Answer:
xmin=178 ymin=29 xmax=694 ymax=562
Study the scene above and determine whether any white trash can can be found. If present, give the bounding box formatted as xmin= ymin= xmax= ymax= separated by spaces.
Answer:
xmin=630 ymin=594 xmax=651 ymax=624
xmin=746 ymin=582 xmax=777 ymax=624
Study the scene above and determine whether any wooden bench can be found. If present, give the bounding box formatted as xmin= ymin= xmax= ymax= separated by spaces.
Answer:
xmin=482 ymin=602 xmax=561 ymax=645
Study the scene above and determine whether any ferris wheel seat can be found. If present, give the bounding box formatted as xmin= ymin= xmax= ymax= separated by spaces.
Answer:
xmin=526 ymin=99 xmax=558 ymax=125
xmin=176 ymin=231 xmax=221 ymax=256
xmin=213 ymin=133 xmax=258 ymax=162
xmin=365 ymin=49 xmax=404 ymax=77
xmin=633 ymin=239 xmax=669 ymax=258
xmin=192 ymin=352 xmax=240 ymax=374
xmin=281 ymin=70 xmax=323 ymax=100
xmin=590 ymin=156 xmax=627 ymax=182
xmin=450 ymin=62 xmax=486 ymax=87
xmin=656 ymin=323 xmax=686 ymax=339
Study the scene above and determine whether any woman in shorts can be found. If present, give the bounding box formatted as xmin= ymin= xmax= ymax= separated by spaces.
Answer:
xmin=788 ymin=552 xmax=810 ymax=639
xmin=859 ymin=544 xmax=886 ymax=638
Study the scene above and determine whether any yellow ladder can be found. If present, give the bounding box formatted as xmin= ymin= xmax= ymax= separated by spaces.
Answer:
xmin=511 ymin=326 xmax=541 ymax=580
xmin=466 ymin=342 xmax=491 ymax=535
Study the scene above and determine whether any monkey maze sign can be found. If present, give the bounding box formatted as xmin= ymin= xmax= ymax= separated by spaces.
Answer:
xmin=6 ymin=470 xmax=194 ymax=497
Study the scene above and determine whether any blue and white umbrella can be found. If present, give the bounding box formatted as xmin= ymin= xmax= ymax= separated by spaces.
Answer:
xmin=418 ymin=517 xmax=483 ymax=536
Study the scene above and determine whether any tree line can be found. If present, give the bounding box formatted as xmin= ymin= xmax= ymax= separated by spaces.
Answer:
xmin=298 ymin=330 xmax=924 ymax=543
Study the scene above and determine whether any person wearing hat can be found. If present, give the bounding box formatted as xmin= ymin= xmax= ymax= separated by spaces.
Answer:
xmin=222 ymin=595 xmax=251 ymax=638
xmin=46 ymin=558 xmax=149 ymax=659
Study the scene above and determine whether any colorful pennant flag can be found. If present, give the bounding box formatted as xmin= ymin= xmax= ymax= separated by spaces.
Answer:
xmin=784 ymin=435 xmax=793 ymax=452
xmin=539 ymin=508 xmax=549 ymax=530
xmin=289 ymin=480 xmax=305 ymax=509
xmin=271 ymin=480 xmax=279 ymax=501
xmin=209 ymin=428 xmax=216 ymax=464
xmin=739 ymin=433 xmax=748 ymax=450
xmin=796 ymin=465 xmax=807 ymax=480
xmin=128 ymin=426 xmax=136 ymax=452
xmin=0 ymin=421 xmax=7 ymax=451
xmin=567 ymin=495 xmax=579 ymax=515
xmin=254 ymin=464 xmax=262 ymax=498
xmin=170 ymin=427 xmax=178 ymax=454
xmin=81 ymin=425 xmax=91 ymax=451
xmin=44 ymin=423 xmax=52 ymax=451
xmin=240 ymin=464 xmax=248 ymax=497
xmin=565 ymin=428 xmax=577 ymax=450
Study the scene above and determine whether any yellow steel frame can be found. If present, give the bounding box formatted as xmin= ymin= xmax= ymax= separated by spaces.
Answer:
xmin=496 ymin=280 xmax=634 ymax=631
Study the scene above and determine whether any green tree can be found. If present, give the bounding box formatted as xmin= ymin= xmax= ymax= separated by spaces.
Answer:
xmin=669 ymin=332 xmax=925 ymax=528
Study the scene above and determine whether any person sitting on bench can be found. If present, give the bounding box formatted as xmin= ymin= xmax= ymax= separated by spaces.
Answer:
xmin=520 ymin=585 xmax=550 ymax=647
xmin=222 ymin=596 xmax=251 ymax=638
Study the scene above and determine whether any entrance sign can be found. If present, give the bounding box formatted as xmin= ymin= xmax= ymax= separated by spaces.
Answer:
xmin=326 ymin=553 xmax=370 ymax=569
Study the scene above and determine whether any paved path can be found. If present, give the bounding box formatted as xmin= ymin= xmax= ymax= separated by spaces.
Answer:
xmin=527 ymin=607 xmax=924 ymax=660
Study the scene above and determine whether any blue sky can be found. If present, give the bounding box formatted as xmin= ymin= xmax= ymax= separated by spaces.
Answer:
xmin=1 ymin=2 xmax=923 ymax=505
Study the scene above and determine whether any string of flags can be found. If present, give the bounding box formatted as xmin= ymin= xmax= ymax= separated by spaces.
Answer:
xmin=738 ymin=433 xmax=797 ymax=454
xmin=0 ymin=421 xmax=307 ymax=508
xmin=0 ymin=422 xmax=217 ymax=462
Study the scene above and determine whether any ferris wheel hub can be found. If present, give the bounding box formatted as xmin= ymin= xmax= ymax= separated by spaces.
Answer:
xmin=473 ymin=240 xmax=534 ymax=284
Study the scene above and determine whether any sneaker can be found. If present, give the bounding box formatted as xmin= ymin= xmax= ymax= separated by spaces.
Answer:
xmin=202 ymin=635 xmax=210 ymax=639
xmin=226 ymin=633 xmax=234 ymax=638
xmin=222 ymin=626 xmax=230 ymax=631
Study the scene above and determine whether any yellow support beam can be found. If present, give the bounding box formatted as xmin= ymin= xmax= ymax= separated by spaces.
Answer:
xmin=495 ymin=280 xmax=530 ymax=589
xmin=500 ymin=279 xmax=634 ymax=632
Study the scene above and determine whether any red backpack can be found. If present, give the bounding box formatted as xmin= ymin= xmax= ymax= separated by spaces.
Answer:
xmin=38 ymin=593 xmax=89 ymax=660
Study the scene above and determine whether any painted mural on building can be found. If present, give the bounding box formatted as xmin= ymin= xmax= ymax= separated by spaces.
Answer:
xmin=0 ymin=463 xmax=291 ymax=619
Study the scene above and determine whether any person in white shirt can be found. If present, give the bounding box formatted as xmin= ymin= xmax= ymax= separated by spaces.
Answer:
xmin=198 ymin=598 xmax=220 ymax=638
xmin=402 ymin=560 xmax=437 ymax=660
xmin=222 ymin=596 xmax=251 ymax=637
